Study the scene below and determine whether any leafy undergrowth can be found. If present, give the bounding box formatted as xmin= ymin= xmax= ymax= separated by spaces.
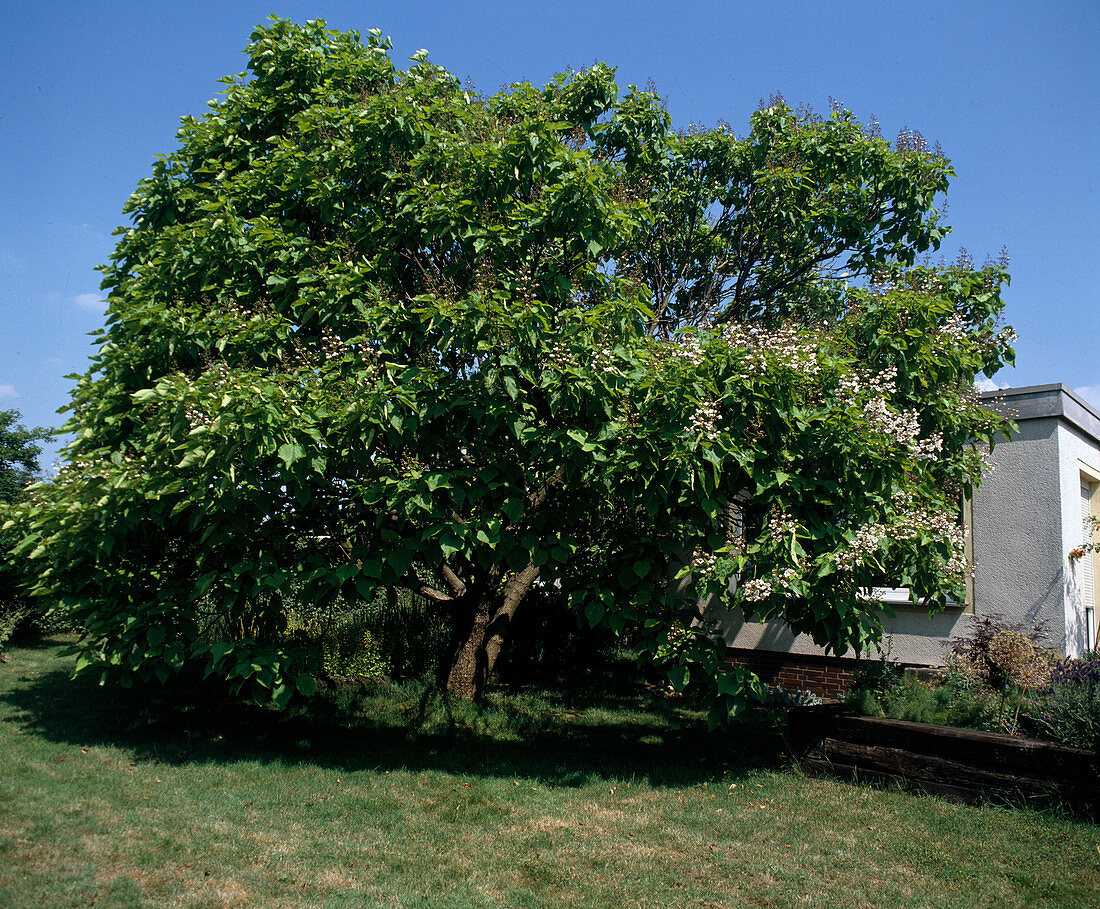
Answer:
xmin=2 ymin=638 xmax=1098 ymax=908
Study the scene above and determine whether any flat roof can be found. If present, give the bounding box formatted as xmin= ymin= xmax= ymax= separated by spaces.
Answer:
xmin=981 ymin=383 xmax=1100 ymax=444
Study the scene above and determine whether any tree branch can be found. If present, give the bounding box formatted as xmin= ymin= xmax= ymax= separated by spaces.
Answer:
xmin=440 ymin=564 xmax=467 ymax=597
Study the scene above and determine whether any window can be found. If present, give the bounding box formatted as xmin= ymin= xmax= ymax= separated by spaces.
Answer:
xmin=871 ymin=494 xmax=973 ymax=613
xmin=1080 ymin=472 xmax=1099 ymax=651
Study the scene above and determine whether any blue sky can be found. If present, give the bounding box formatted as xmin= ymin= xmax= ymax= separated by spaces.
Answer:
xmin=2 ymin=1 xmax=1097 ymax=465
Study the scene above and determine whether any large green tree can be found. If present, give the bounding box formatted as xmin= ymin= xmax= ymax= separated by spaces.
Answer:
xmin=1 ymin=409 xmax=49 ymax=631
xmin=13 ymin=20 xmax=1014 ymax=714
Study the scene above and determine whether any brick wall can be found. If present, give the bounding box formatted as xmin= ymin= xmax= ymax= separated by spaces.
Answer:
xmin=724 ymin=648 xmax=868 ymax=700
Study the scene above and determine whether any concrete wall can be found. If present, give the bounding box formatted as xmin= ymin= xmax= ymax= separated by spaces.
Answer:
xmin=984 ymin=385 xmax=1100 ymax=658
xmin=971 ymin=414 xmax=1066 ymax=649
xmin=712 ymin=602 xmax=975 ymax=666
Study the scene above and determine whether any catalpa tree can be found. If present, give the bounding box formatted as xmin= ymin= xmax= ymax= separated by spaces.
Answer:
xmin=12 ymin=19 xmax=1014 ymax=716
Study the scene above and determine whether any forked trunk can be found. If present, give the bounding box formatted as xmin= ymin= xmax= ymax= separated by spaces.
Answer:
xmin=442 ymin=564 xmax=540 ymax=701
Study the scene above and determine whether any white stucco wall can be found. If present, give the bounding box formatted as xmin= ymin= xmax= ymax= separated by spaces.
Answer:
xmin=970 ymin=414 xmax=1066 ymax=649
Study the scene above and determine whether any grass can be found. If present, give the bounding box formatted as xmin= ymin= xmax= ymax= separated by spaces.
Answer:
xmin=1 ymin=638 xmax=1098 ymax=908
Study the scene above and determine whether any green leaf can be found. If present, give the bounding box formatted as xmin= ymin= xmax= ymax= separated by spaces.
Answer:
xmin=278 ymin=443 xmax=306 ymax=467
xmin=272 ymin=683 xmax=293 ymax=709
xmin=667 ymin=664 xmax=689 ymax=692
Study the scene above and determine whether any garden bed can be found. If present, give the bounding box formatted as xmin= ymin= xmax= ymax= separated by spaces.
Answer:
xmin=788 ymin=704 xmax=1100 ymax=815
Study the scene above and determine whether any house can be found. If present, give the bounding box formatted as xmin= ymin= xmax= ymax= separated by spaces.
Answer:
xmin=713 ymin=383 xmax=1100 ymax=698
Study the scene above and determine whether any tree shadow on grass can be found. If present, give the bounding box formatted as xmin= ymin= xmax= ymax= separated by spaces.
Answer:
xmin=0 ymin=643 xmax=789 ymax=789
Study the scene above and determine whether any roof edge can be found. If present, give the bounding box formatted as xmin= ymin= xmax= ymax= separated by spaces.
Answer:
xmin=981 ymin=383 xmax=1100 ymax=444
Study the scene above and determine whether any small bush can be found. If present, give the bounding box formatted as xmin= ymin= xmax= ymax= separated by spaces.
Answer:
xmin=761 ymin=684 xmax=822 ymax=708
xmin=946 ymin=614 xmax=1054 ymax=692
xmin=846 ymin=618 xmax=1092 ymax=744
xmin=846 ymin=653 xmax=1002 ymax=731
xmin=848 ymin=650 xmax=902 ymax=701
xmin=0 ymin=602 xmax=32 ymax=656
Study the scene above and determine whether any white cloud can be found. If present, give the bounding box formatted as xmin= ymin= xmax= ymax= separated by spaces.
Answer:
xmin=974 ymin=377 xmax=1009 ymax=393
xmin=0 ymin=383 xmax=18 ymax=399
xmin=1074 ymin=385 xmax=1100 ymax=409
xmin=71 ymin=292 xmax=105 ymax=311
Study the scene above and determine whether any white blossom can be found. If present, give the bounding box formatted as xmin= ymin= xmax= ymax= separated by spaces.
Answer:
xmin=723 ymin=323 xmax=821 ymax=377
xmin=686 ymin=400 xmax=721 ymax=442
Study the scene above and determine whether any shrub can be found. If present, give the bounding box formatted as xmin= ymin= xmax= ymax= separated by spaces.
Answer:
xmin=1028 ymin=652 xmax=1100 ymax=751
xmin=942 ymin=615 xmax=1056 ymax=734
xmin=847 ymin=649 xmax=903 ymax=702
xmin=287 ymin=587 xmax=448 ymax=681
xmin=762 ymin=684 xmax=822 ymax=708
xmin=845 ymin=619 xmax=1099 ymax=748
xmin=0 ymin=602 xmax=32 ymax=658
xmin=849 ymin=666 xmax=999 ymax=729
xmin=945 ymin=614 xmax=1053 ymax=692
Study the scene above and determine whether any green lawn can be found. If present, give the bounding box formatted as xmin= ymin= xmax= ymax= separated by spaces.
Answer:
xmin=1 ymin=639 xmax=1097 ymax=908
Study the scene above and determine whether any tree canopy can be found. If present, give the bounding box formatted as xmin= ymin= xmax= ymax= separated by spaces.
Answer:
xmin=12 ymin=19 xmax=1015 ymax=717
xmin=0 ymin=410 xmax=48 ymax=507
xmin=1 ymin=409 xmax=49 ymax=614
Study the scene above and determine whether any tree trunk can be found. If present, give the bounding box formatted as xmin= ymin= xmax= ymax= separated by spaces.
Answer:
xmin=442 ymin=564 xmax=540 ymax=701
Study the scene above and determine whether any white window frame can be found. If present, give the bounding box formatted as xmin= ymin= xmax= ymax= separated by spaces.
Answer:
xmin=1078 ymin=461 xmax=1100 ymax=652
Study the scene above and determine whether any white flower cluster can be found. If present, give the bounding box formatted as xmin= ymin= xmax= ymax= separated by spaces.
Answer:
xmin=891 ymin=506 xmax=959 ymax=543
xmin=741 ymin=566 xmax=800 ymax=602
xmin=834 ymin=521 xmax=886 ymax=571
xmin=869 ymin=270 xmax=944 ymax=296
xmin=687 ymin=401 xmax=721 ymax=442
xmin=740 ymin=578 xmax=772 ymax=601
xmin=971 ymin=445 xmax=994 ymax=474
xmin=914 ymin=275 xmax=944 ymax=295
xmin=839 ymin=365 xmax=897 ymax=403
xmin=55 ymin=449 xmax=141 ymax=481
xmin=546 ymin=341 xmax=572 ymax=370
xmin=185 ymin=405 xmax=215 ymax=431
xmin=944 ymin=538 xmax=969 ymax=584
xmin=911 ymin=432 xmax=944 ymax=460
xmin=690 ymin=548 xmax=719 ymax=578
xmin=591 ymin=344 xmax=621 ymax=376
xmin=767 ymin=511 xmax=799 ymax=539
xmin=671 ymin=334 xmax=705 ymax=367
xmin=895 ymin=126 xmax=931 ymax=156
xmin=938 ymin=314 xmax=969 ymax=341
xmin=839 ymin=367 xmax=941 ymax=459
xmin=318 ymin=326 xmax=347 ymax=361
xmin=56 ymin=455 xmax=98 ymax=477
xmin=862 ymin=397 xmax=922 ymax=448
xmin=723 ymin=323 xmax=820 ymax=377
xmin=885 ymin=496 xmax=969 ymax=582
